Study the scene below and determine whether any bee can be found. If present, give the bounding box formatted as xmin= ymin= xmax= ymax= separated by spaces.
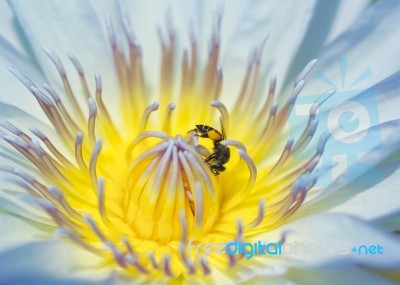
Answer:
xmin=190 ymin=119 xmax=230 ymax=175
xmin=204 ymin=143 xmax=230 ymax=175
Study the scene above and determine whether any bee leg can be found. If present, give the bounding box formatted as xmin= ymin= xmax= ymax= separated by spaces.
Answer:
xmin=187 ymin=129 xmax=198 ymax=135
xmin=205 ymin=153 xmax=217 ymax=163
xmin=210 ymin=166 xmax=219 ymax=175
xmin=210 ymin=164 xmax=225 ymax=175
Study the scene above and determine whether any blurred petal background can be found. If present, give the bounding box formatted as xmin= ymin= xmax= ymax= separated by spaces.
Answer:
xmin=0 ymin=0 xmax=399 ymax=284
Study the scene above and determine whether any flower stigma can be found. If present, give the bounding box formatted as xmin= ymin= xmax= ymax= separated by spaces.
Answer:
xmin=0 ymin=10 xmax=336 ymax=279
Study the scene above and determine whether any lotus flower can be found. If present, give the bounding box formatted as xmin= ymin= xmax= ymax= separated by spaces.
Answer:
xmin=0 ymin=0 xmax=400 ymax=284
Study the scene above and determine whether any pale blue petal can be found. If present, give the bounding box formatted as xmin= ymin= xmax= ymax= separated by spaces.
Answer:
xmin=301 ymin=0 xmax=400 ymax=105
xmin=257 ymin=213 xmax=400 ymax=269
xmin=242 ymin=266 xmax=396 ymax=285
xmin=349 ymin=69 xmax=400 ymax=123
xmin=0 ymin=212 xmax=52 ymax=252
xmin=8 ymin=0 xmax=120 ymax=119
xmin=0 ymin=192 xmax=54 ymax=226
xmin=296 ymin=120 xmax=400 ymax=219
xmin=121 ymin=0 xmax=216 ymax=98
xmin=325 ymin=119 xmax=400 ymax=176
xmin=290 ymin=69 xmax=400 ymax=144
xmin=374 ymin=210 xmax=400 ymax=232
xmin=219 ymin=0 xmax=323 ymax=103
xmin=284 ymin=266 xmax=397 ymax=285
xmin=118 ymin=0 xmax=169 ymax=99
xmin=326 ymin=0 xmax=369 ymax=43
xmin=229 ymin=275 xmax=291 ymax=285
xmin=375 ymin=72 xmax=400 ymax=123
xmin=183 ymin=262 xmax=287 ymax=285
xmin=0 ymin=102 xmax=53 ymax=136
xmin=0 ymin=37 xmax=48 ymax=123
xmin=0 ymin=240 xmax=113 ymax=285
xmin=290 ymin=71 xmax=400 ymax=203
xmin=0 ymin=102 xmax=70 ymax=161
xmin=121 ymin=0 xmax=342 ymax=105
xmin=0 ymin=0 xmax=24 ymax=53
xmin=311 ymin=161 xmax=400 ymax=220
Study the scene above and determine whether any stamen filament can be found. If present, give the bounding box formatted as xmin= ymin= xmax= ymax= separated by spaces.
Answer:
xmin=42 ymin=83 xmax=81 ymax=133
xmin=29 ymin=127 xmax=73 ymax=168
xmin=238 ymin=149 xmax=257 ymax=191
xmin=42 ymin=47 xmax=85 ymax=123
xmin=267 ymin=137 xmax=294 ymax=176
xmin=199 ymin=255 xmax=211 ymax=275
xmin=250 ymin=199 xmax=266 ymax=228
xmin=68 ymin=53 xmax=91 ymax=100
xmin=0 ymin=120 xmax=31 ymax=142
xmin=88 ymin=98 xmax=97 ymax=145
xmin=74 ymin=132 xmax=87 ymax=171
xmin=211 ymin=100 xmax=229 ymax=135
xmin=139 ymin=101 xmax=159 ymax=132
xmin=89 ymin=140 xmax=102 ymax=190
